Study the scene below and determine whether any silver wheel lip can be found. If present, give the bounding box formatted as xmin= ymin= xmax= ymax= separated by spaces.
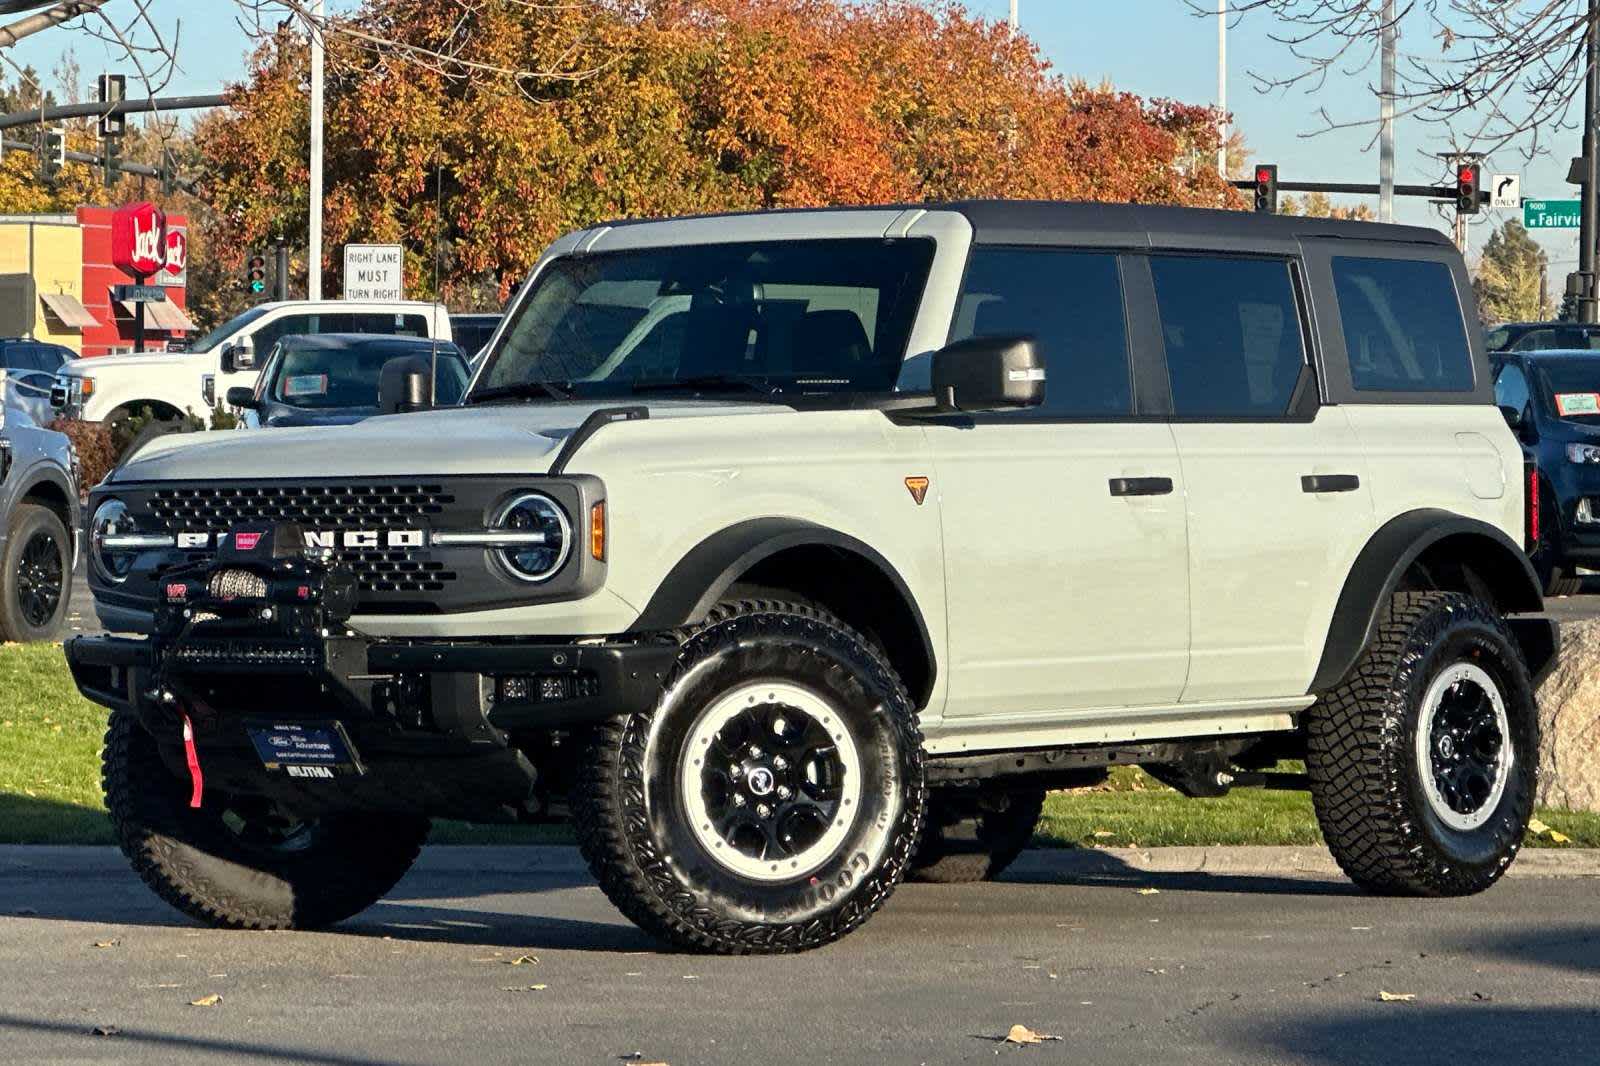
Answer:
xmin=675 ymin=680 xmax=863 ymax=883
xmin=1414 ymin=661 xmax=1513 ymax=832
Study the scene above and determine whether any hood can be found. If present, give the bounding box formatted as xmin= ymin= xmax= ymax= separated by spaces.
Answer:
xmin=112 ymin=398 xmax=788 ymax=483
xmin=62 ymin=350 xmax=192 ymax=377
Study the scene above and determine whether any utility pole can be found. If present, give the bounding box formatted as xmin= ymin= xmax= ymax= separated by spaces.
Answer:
xmin=1379 ymin=0 xmax=1395 ymax=222
xmin=308 ymin=0 xmax=325 ymax=301
xmin=1217 ymin=0 xmax=1227 ymax=177
xmin=1008 ymin=0 xmax=1017 ymax=33
xmin=1582 ymin=0 xmax=1600 ymax=323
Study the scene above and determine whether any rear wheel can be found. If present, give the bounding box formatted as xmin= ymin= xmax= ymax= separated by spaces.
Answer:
xmin=573 ymin=598 xmax=925 ymax=954
xmin=1305 ymin=591 xmax=1536 ymax=896
xmin=0 ymin=502 xmax=70 ymax=642
xmin=103 ymin=709 xmax=429 ymax=929
xmin=910 ymin=787 xmax=1045 ymax=883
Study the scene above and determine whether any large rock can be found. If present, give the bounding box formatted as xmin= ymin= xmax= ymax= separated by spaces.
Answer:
xmin=1535 ymin=618 xmax=1600 ymax=813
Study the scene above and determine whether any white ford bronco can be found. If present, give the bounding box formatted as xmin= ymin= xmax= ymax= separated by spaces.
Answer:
xmin=51 ymin=299 xmax=451 ymax=428
xmin=66 ymin=203 xmax=1556 ymax=954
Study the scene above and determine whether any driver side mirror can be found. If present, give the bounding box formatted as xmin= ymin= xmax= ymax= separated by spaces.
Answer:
xmin=930 ymin=335 xmax=1045 ymax=413
xmin=224 ymin=386 xmax=258 ymax=410
xmin=1499 ymin=404 xmax=1525 ymax=430
xmin=378 ymin=356 xmax=433 ymax=415
xmin=221 ymin=337 xmax=256 ymax=373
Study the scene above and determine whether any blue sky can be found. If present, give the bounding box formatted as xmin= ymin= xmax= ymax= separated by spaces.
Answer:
xmin=7 ymin=0 xmax=1579 ymax=269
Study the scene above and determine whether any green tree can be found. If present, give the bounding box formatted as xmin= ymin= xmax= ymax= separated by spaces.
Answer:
xmin=1474 ymin=221 xmax=1549 ymax=324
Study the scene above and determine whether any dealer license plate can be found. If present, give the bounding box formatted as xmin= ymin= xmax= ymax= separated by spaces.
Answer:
xmin=245 ymin=721 xmax=364 ymax=779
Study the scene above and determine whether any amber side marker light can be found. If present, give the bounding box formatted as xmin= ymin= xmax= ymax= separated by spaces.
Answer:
xmin=591 ymin=501 xmax=607 ymax=561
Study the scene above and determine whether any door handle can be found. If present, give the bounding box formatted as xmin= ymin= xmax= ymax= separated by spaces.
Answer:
xmin=1301 ymin=474 xmax=1360 ymax=494
xmin=1109 ymin=476 xmax=1174 ymax=497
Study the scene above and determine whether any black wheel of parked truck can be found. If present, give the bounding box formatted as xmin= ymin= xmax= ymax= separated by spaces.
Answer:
xmin=0 ymin=502 xmax=71 ymax=643
xmin=573 ymin=597 xmax=926 ymax=954
xmin=909 ymin=787 xmax=1046 ymax=884
xmin=102 ymin=708 xmax=430 ymax=930
xmin=1305 ymin=591 xmax=1537 ymax=897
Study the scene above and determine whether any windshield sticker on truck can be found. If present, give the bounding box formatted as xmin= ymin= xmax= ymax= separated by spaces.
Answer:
xmin=284 ymin=374 xmax=329 ymax=398
xmin=1556 ymin=392 xmax=1600 ymax=416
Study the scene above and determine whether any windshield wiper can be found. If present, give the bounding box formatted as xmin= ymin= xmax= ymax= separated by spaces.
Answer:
xmin=628 ymin=375 xmax=779 ymax=398
xmin=466 ymin=380 xmax=572 ymax=404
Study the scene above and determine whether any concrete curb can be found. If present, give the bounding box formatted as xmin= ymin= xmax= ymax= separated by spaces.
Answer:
xmin=4 ymin=843 xmax=1600 ymax=879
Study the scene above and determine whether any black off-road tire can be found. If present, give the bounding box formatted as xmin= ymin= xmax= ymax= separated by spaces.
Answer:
xmin=910 ymin=787 xmax=1045 ymax=884
xmin=1305 ymin=591 xmax=1537 ymax=897
xmin=572 ymin=598 xmax=926 ymax=954
xmin=103 ymin=709 xmax=429 ymax=930
xmin=0 ymin=502 xmax=71 ymax=642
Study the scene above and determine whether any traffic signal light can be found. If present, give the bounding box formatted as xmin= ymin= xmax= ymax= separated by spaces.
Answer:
xmin=246 ymin=253 xmax=267 ymax=296
xmin=1456 ymin=163 xmax=1482 ymax=215
xmin=96 ymin=73 xmax=126 ymax=138
xmin=1253 ymin=164 xmax=1277 ymax=213
xmin=39 ymin=126 xmax=65 ymax=181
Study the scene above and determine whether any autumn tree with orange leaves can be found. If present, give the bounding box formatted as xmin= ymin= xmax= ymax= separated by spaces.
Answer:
xmin=199 ymin=0 xmax=1238 ymax=310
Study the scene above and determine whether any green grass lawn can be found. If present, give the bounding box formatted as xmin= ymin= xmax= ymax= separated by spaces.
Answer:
xmin=4 ymin=641 xmax=1598 ymax=849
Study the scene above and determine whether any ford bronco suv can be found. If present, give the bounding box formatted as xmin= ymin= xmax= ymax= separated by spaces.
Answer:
xmin=66 ymin=203 xmax=1556 ymax=954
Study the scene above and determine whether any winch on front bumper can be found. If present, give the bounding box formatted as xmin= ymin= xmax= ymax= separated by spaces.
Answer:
xmin=64 ymin=521 xmax=675 ymax=822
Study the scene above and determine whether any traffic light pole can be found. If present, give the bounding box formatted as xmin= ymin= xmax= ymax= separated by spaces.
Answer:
xmin=1580 ymin=0 xmax=1599 ymax=323
xmin=1230 ymin=178 xmax=1472 ymax=200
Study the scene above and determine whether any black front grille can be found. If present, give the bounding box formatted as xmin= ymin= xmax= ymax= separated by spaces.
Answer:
xmin=147 ymin=483 xmax=459 ymax=595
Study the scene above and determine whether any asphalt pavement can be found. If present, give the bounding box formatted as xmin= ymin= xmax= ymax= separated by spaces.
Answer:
xmin=2 ymin=846 xmax=1599 ymax=1066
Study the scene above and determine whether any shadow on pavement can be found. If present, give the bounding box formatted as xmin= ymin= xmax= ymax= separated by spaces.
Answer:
xmin=1229 ymin=1005 xmax=1600 ymax=1066
xmin=1006 ymin=848 xmax=1363 ymax=898
xmin=0 ymin=1013 xmax=402 ymax=1066
xmin=1434 ymin=923 xmax=1600 ymax=977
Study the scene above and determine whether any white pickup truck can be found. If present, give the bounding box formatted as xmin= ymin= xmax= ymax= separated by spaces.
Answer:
xmin=51 ymin=300 xmax=452 ymax=425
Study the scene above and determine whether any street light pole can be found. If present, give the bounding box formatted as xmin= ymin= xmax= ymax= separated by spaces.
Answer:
xmin=1217 ymin=0 xmax=1227 ymax=177
xmin=308 ymin=0 xmax=325 ymax=302
xmin=1379 ymin=0 xmax=1395 ymax=222
xmin=1008 ymin=0 xmax=1017 ymax=33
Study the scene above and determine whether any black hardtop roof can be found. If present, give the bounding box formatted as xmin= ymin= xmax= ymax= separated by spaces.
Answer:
xmin=599 ymin=199 xmax=1452 ymax=251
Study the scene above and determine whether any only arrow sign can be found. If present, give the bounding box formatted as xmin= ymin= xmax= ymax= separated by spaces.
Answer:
xmin=1491 ymin=173 xmax=1521 ymax=209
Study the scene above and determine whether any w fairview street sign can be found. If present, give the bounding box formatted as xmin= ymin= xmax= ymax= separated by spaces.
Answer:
xmin=1524 ymin=199 xmax=1581 ymax=229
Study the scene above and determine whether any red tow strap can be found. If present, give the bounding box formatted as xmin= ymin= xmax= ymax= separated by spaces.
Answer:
xmin=181 ymin=714 xmax=204 ymax=809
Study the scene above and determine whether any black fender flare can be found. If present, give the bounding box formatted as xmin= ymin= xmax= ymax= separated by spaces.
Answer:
xmin=1310 ymin=509 xmax=1553 ymax=693
xmin=627 ymin=517 xmax=937 ymax=704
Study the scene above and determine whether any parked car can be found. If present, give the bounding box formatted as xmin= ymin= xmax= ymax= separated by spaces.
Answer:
xmin=0 ymin=338 xmax=74 ymax=426
xmin=50 ymin=300 xmax=453 ymax=428
xmin=0 ymin=381 xmax=77 ymax=641
xmin=448 ymin=313 xmax=502 ymax=361
xmin=230 ymin=334 xmax=471 ymax=428
xmin=67 ymin=202 xmax=1552 ymax=954
xmin=1485 ymin=321 xmax=1600 ymax=353
xmin=1492 ymin=348 xmax=1600 ymax=594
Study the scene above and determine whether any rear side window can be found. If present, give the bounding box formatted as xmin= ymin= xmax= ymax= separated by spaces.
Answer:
xmin=1150 ymin=255 xmax=1306 ymax=417
xmin=1332 ymin=257 xmax=1473 ymax=391
xmin=950 ymin=248 xmax=1131 ymax=417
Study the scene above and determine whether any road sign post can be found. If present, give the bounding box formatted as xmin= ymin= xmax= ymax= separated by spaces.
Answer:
xmin=1524 ymin=199 xmax=1583 ymax=229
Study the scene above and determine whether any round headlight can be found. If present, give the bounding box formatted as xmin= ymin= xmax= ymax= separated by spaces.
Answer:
xmin=494 ymin=493 xmax=571 ymax=582
xmin=91 ymin=499 xmax=139 ymax=583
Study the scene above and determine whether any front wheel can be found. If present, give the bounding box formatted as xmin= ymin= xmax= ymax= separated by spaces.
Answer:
xmin=573 ymin=598 xmax=926 ymax=954
xmin=1305 ymin=591 xmax=1537 ymax=896
xmin=103 ymin=709 xmax=429 ymax=929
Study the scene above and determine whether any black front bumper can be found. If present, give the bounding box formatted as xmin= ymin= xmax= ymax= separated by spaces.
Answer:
xmin=65 ymin=632 xmax=675 ymax=820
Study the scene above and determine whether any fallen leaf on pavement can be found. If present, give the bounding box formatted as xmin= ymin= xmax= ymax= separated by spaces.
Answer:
xmin=1003 ymin=1024 xmax=1062 ymax=1045
xmin=91 ymin=1025 xmax=120 ymax=1037
xmin=1550 ymin=830 xmax=1572 ymax=844
xmin=501 ymin=984 xmax=548 ymax=992
xmin=506 ymin=955 xmax=538 ymax=966
xmin=1529 ymin=818 xmax=1551 ymax=836
xmin=189 ymin=994 xmax=223 ymax=1008
xmin=92 ymin=939 xmax=121 ymax=949
xmin=1377 ymin=991 xmax=1415 ymax=1003
xmin=1135 ymin=888 xmax=1160 ymax=896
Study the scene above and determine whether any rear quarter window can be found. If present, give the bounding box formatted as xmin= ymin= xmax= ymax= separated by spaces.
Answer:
xmin=1332 ymin=256 xmax=1473 ymax=392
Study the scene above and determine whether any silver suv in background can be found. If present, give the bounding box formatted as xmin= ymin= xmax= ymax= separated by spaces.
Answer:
xmin=0 ymin=381 xmax=77 ymax=641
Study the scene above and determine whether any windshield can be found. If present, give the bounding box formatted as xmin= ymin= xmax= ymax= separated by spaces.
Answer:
xmin=1537 ymin=363 xmax=1600 ymax=423
xmin=189 ymin=306 xmax=271 ymax=354
xmin=472 ymin=238 xmax=934 ymax=401
xmin=271 ymin=342 xmax=468 ymax=409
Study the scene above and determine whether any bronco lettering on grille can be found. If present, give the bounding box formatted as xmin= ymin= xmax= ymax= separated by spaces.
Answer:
xmin=179 ymin=530 xmax=427 ymax=551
